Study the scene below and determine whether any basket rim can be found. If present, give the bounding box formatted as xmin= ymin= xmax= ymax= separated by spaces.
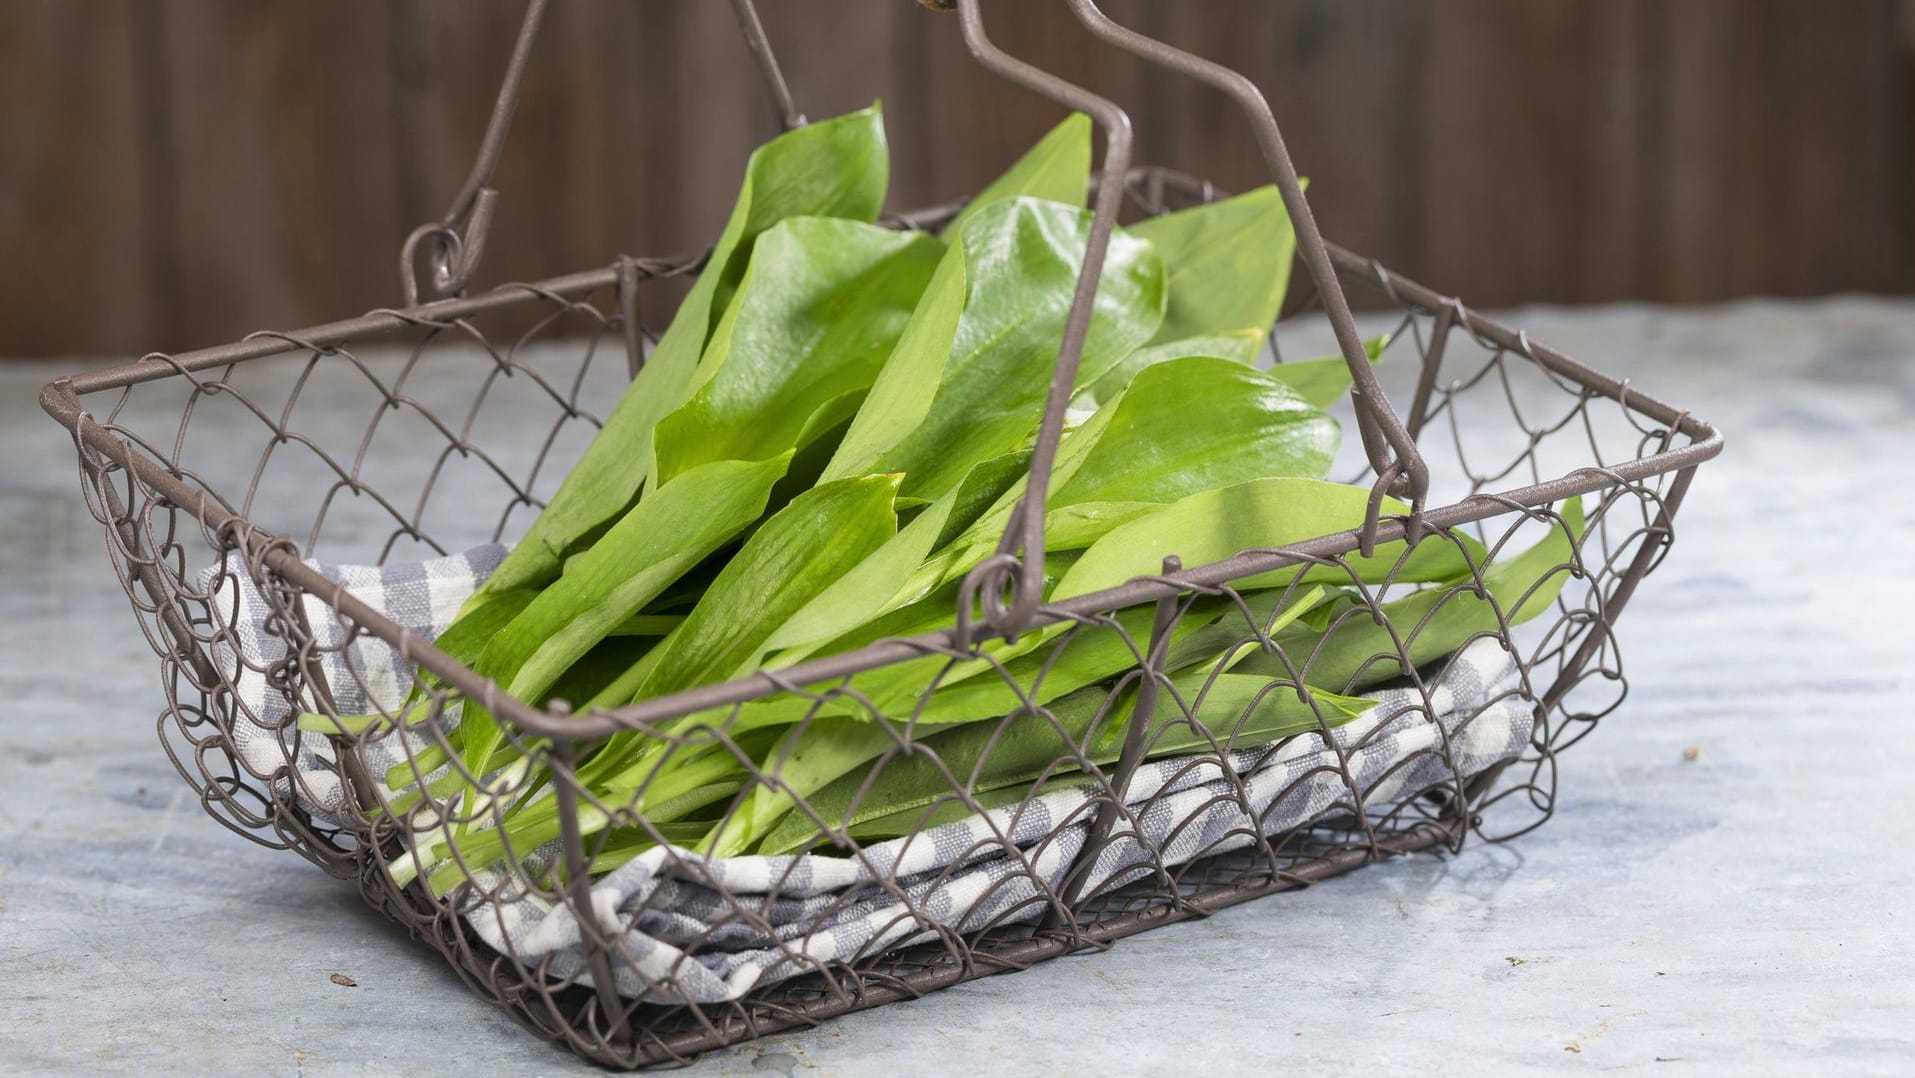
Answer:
xmin=38 ymin=168 xmax=1724 ymax=746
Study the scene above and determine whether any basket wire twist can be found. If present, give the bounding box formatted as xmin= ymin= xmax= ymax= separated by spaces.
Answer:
xmin=41 ymin=0 xmax=1721 ymax=1068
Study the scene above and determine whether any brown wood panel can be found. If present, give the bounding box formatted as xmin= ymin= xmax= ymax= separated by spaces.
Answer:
xmin=393 ymin=0 xmax=562 ymax=298
xmin=1129 ymin=2 xmax=1428 ymax=284
xmin=1654 ymin=0 xmax=1908 ymax=302
xmin=1418 ymin=0 xmax=1650 ymax=306
xmin=2 ymin=0 xmax=1910 ymax=356
xmin=0 ymin=1 xmax=155 ymax=357
xmin=762 ymin=2 xmax=922 ymax=211
xmin=151 ymin=1 xmax=402 ymax=352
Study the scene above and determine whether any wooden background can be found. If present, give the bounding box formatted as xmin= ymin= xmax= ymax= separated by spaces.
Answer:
xmin=2 ymin=0 xmax=1909 ymax=358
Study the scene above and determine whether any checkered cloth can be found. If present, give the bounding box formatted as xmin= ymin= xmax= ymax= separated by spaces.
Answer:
xmin=201 ymin=544 xmax=508 ymax=816
xmin=202 ymin=547 xmax=1530 ymax=1004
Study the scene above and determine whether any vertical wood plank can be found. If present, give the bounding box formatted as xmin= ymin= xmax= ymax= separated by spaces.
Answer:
xmin=1418 ymin=0 xmax=1647 ymax=305
xmin=154 ymin=0 xmax=402 ymax=346
xmin=3 ymin=0 xmax=1913 ymax=356
xmin=1132 ymin=1 xmax=1428 ymax=283
xmin=0 ymin=1 xmax=156 ymax=356
xmin=1654 ymin=0 xmax=1908 ymax=302
xmin=393 ymin=0 xmax=562 ymax=294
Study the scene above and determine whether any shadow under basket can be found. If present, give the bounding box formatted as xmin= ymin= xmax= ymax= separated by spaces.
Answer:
xmin=41 ymin=167 xmax=1720 ymax=1067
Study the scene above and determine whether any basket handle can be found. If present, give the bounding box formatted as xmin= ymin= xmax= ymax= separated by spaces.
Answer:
xmin=949 ymin=0 xmax=1136 ymax=644
xmin=398 ymin=0 xmax=804 ymax=306
xmin=1062 ymin=0 xmax=1430 ymax=536
xmin=952 ymin=0 xmax=1431 ymax=643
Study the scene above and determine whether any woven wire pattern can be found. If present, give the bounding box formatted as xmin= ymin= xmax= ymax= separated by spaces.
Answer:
xmin=50 ymin=169 xmax=1702 ymax=1068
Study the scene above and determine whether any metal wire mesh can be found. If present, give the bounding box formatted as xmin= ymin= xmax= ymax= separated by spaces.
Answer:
xmin=41 ymin=168 xmax=1717 ymax=1067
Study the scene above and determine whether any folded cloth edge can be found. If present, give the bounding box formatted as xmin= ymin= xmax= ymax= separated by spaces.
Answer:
xmin=199 ymin=545 xmax=1531 ymax=1005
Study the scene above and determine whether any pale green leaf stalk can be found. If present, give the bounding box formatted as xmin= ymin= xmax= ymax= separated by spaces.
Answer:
xmin=756 ymin=663 xmax=1370 ymax=856
xmin=1235 ymin=497 xmax=1586 ymax=692
xmin=707 ymin=584 xmax=1336 ymax=857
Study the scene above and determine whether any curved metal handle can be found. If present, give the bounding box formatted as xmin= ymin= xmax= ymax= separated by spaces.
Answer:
xmin=399 ymin=0 xmax=805 ymax=306
xmin=950 ymin=0 xmax=1133 ymax=644
xmin=1062 ymin=0 xmax=1429 ymax=552
xmin=399 ymin=0 xmax=546 ymax=307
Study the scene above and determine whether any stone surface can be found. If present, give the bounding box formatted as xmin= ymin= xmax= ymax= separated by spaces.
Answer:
xmin=2 ymin=298 xmax=1912 ymax=1074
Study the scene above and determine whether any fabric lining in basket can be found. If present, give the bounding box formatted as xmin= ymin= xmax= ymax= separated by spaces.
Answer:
xmin=202 ymin=547 xmax=1528 ymax=1003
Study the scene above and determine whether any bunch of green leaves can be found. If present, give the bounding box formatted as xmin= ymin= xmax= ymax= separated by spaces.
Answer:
xmin=342 ymin=107 xmax=1583 ymax=892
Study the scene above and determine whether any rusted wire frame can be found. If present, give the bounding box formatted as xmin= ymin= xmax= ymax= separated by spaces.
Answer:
xmin=1061 ymin=0 xmax=1430 ymax=546
xmin=39 ymin=0 xmax=1726 ymax=1060
xmin=42 ymin=216 xmax=1716 ymax=1065
xmin=398 ymin=0 xmax=801 ymax=307
xmin=39 ymin=215 xmax=1722 ymax=751
xmin=398 ymin=0 xmax=547 ymax=307
xmin=949 ymin=0 xmax=1135 ymax=642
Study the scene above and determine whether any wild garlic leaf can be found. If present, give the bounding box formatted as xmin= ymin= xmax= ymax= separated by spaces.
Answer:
xmin=939 ymin=356 xmax=1343 ymax=580
xmin=652 ymin=218 xmax=944 ymax=486
xmin=1266 ymin=335 xmax=1390 ymax=409
xmin=1238 ymin=496 xmax=1586 ymax=693
xmin=829 ymin=197 xmax=1167 ymax=500
xmin=1082 ymin=331 xmax=1391 ymax=413
xmin=481 ymin=454 xmax=793 ymax=706
xmin=630 ymin=474 xmax=904 ymax=703
xmin=755 ymin=671 xmax=1370 ymax=855
xmin=448 ymin=453 xmax=792 ymax=809
xmin=761 ymin=448 xmax=1027 ymax=659
xmin=1050 ymin=357 xmax=1337 ymax=506
xmin=477 ymin=105 xmax=890 ymax=601
xmin=940 ymin=113 xmax=1092 ymax=240
xmin=1055 ymin=476 xmax=1487 ymax=602
xmin=1078 ymin=329 xmax=1263 ymax=409
xmin=1131 ymin=185 xmax=1296 ymax=344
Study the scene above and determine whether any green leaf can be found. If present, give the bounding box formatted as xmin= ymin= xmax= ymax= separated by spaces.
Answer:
xmin=481 ymin=454 xmax=793 ymax=706
xmin=941 ymin=113 xmax=1092 ymax=240
xmin=828 ymin=197 xmax=1167 ymax=501
xmin=1054 ymin=476 xmax=1485 ymax=602
xmin=1266 ymin=335 xmax=1390 ymax=409
xmin=1130 ymin=184 xmax=1296 ymax=343
xmin=821 ymin=244 xmax=967 ymax=482
xmin=756 ymin=671 xmax=1370 ymax=856
xmin=630 ymin=474 xmax=905 ymax=703
xmin=450 ymin=453 xmax=792 ymax=812
xmin=1049 ymin=357 xmax=1337 ymax=507
xmin=476 ymin=105 xmax=890 ymax=601
xmin=1240 ymin=497 xmax=1586 ymax=693
xmin=1077 ymin=329 xmax=1263 ymax=409
xmin=652 ymin=218 xmax=944 ymax=485
xmin=935 ymin=356 xmax=1343 ymax=586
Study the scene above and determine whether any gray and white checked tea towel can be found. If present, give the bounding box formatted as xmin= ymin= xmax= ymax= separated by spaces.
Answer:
xmin=202 ymin=546 xmax=1531 ymax=1004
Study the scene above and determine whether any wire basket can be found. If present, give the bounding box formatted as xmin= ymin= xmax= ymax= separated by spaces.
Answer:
xmin=41 ymin=0 xmax=1721 ymax=1069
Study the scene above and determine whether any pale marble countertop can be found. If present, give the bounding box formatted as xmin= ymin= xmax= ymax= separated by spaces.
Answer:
xmin=2 ymin=298 xmax=1911 ymax=1075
